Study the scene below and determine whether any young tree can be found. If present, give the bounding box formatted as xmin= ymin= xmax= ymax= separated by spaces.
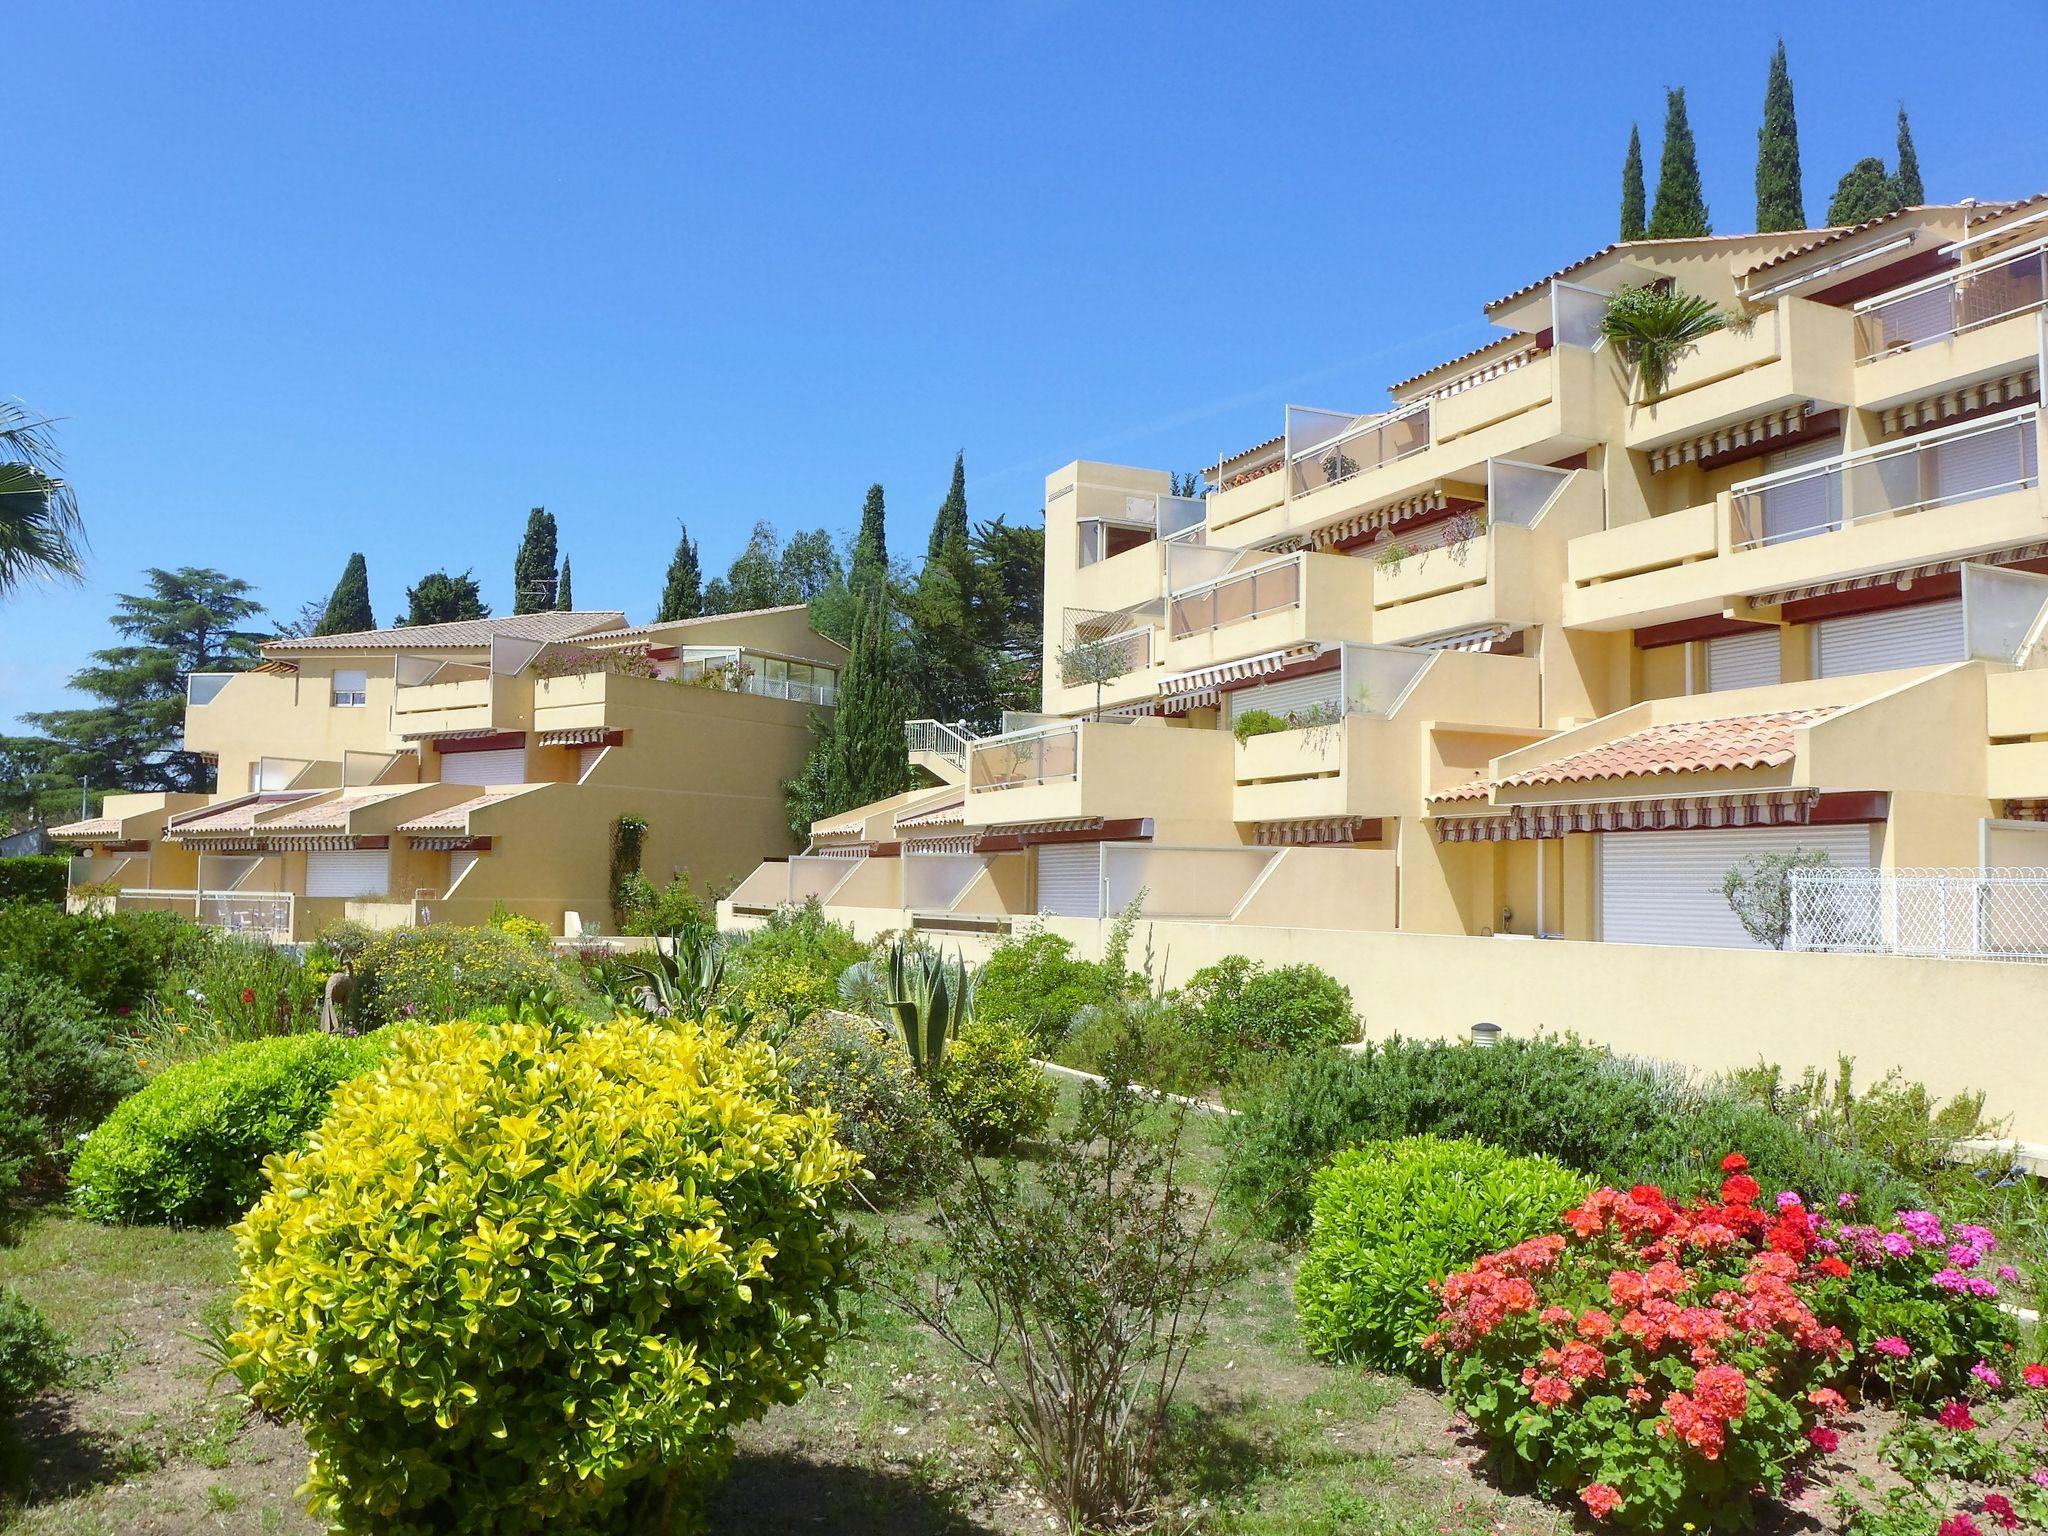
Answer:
xmin=555 ymin=556 xmax=573 ymax=611
xmin=1167 ymin=471 xmax=1207 ymax=500
xmin=0 ymin=734 xmax=82 ymax=829
xmin=1827 ymin=157 xmax=1900 ymax=225
xmin=656 ymin=524 xmax=703 ymax=621
xmin=1619 ymin=123 xmax=1647 ymax=241
xmin=715 ymin=522 xmax=785 ymax=612
xmin=512 ymin=507 xmax=558 ymax=614
xmin=400 ymin=569 xmax=489 ymax=626
xmin=313 ymin=553 xmax=374 ymax=636
xmin=1058 ymin=633 xmax=1131 ymax=720
xmin=1647 ymin=89 xmax=1710 ymax=238
xmin=778 ymin=529 xmax=843 ymax=602
xmin=25 ymin=568 xmax=266 ymax=794
xmin=0 ymin=400 xmax=86 ymax=601
xmin=927 ymin=452 xmax=969 ymax=561
xmin=1893 ymin=106 xmax=1925 ymax=205
xmin=1754 ymin=42 xmax=1806 ymax=233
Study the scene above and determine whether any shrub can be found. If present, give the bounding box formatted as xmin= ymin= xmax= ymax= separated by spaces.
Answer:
xmin=487 ymin=908 xmax=552 ymax=948
xmin=934 ymin=1019 xmax=1056 ymax=1152
xmin=1296 ymin=1137 xmax=1586 ymax=1374
xmin=70 ymin=1033 xmax=387 ymax=1224
xmin=1434 ymin=1161 xmax=1853 ymax=1531
xmin=352 ymin=924 xmax=585 ymax=1028
xmin=0 ymin=1285 xmax=67 ymax=1436
xmin=230 ymin=1014 xmax=861 ymax=1534
xmin=0 ymin=855 xmax=67 ymax=906
xmin=1720 ymin=847 xmax=1831 ymax=949
xmin=1829 ymin=1208 xmax=2018 ymax=1405
xmin=974 ymin=927 xmax=1122 ymax=1051
xmin=618 ymin=874 xmax=706 ymax=937
xmin=1176 ymin=956 xmax=1355 ymax=1080
xmin=781 ymin=1011 xmax=952 ymax=1203
xmin=736 ymin=956 xmax=835 ymax=1032
xmin=725 ymin=900 xmax=867 ymax=996
xmin=1057 ymin=990 xmax=1215 ymax=1098
xmin=1221 ymin=1038 xmax=1909 ymax=1243
xmin=0 ymin=972 xmax=141 ymax=1188
xmin=1231 ymin=708 xmax=1287 ymax=743
xmin=129 ymin=930 xmax=323 ymax=1068
xmin=0 ymin=903 xmax=197 ymax=1013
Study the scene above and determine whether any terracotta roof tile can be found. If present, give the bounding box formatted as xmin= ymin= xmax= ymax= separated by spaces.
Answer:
xmin=1497 ymin=709 xmax=1837 ymax=790
xmin=167 ymin=793 xmax=317 ymax=835
xmin=258 ymin=790 xmax=411 ymax=831
xmin=50 ymin=816 xmax=122 ymax=840
xmin=896 ymin=795 xmax=966 ymax=829
xmin=264 ymin=611 xmax=625 ymax=654
xmin=396 ymin=789 xmax=533 ymax=833
xmin=1429 ymin=780 xmax=1494 ymax=803
xmin=1485 ymin=233 xmax=1800 ymax=313
xmin=1738 ymin=200 xmax=2032 ymax=280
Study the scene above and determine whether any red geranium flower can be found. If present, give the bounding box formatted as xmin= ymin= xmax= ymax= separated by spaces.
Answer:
xmin=1982 ymin=1494 xmax=2019 ymax=1531
xmin=1937 ymin=1400 xmax=1978 ymax=1431
xmin=1581 ymin=1483 xmax=1623 ymax=1520
xmin=241 ymin=987 xmax=256 ymax=1005
xmin=1807 ymin=1425 xmax=1840 ymax=1454
xmin=2023 ymin=1364 xmax=2048 ymax=1390
xmin=1720 ymin=1152 xmax=1749 ymax=1172
xmin=1815 ymin=1255 xmax=1852 ymax=1278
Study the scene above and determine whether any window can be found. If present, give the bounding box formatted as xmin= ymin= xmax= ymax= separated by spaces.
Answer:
xmin=331 ymin=669 xmax=368 ymax=708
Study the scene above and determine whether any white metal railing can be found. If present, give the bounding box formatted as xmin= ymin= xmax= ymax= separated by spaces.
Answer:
xmin=1856 ymin=238 xmax=2048 ymax=360
xmin=1168 ymin=552 xmax=1304 ymax=639
xmin=905 ymin=719 xmax=976 ymax=772
xmin=968 ymin=721 xmax=1081 ymax=792
xmin=1731 ymin=407 xmax=2042 ymax=549
xmin=1287 ymin=401 xmax=1431 ymax=498
xmin=1789 ymin=867 xmax=2048 ymax=962
xmin=675 ymin=648 xmax=838 ymax=706
xmin=109 ymin=887 xmax=296 ymax=938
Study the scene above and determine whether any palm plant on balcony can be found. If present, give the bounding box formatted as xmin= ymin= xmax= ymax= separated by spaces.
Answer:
xmin=1598 ymin=283 xmax=1732 ymax=400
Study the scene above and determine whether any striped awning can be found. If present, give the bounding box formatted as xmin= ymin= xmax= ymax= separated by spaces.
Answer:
xmin=1879 ymin=368 xmax=2039 ymax=435
xmin=904 ymin=834 xmax=977 ymax=855
xmin=1102 ymin=700 xmax=1162 ymax=718
xmin=2004 ymin=799 xmax=2048 ymax=822
xmin=1434 ymin=788 xmax=1820 ymax=842
xmin=1647 ymin=406 xmax=1813 ymax=474
xmin=897 ymin=797 xmax=966 ymax=830
xmin=1410 ymin=624 xmax=1513 ymax=654
xmin=1157 ymin=644 xmax=1323 ymax=710
xmin=1254 ymin=817 xmax=1377 ymax=847
xmin=251 ymin=833 xmax=374 ymax=852
xmin=1308 ymin=487 xmax=1463 ymax=548
xmin=987 ymin=816 xmax=1105 ymax=836
xmin=1749 ymin=540 xmax=2048 ymax=609
xmin=535 ymin=727 xmax=613 ymax=747
xmin=396 ymin=724 xmax=505 ymax=744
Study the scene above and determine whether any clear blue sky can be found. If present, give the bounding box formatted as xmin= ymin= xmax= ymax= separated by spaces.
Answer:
xmin=8 ymin=2 xmax=2047 ymax=723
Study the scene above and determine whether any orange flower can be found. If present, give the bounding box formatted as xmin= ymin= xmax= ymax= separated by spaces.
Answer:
xmin=1581 ymin=1483 xmax=1623 ymax=1520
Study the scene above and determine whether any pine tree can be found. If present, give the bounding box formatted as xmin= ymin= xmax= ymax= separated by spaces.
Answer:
xmin=656 ymin=525 xmax=703 ymax=621
xmin=400 ymin=569 xmax=489 ymax=626
xmin=1893 ymin=106 xmax=1925 ymax=205
xmin=512 ymin=507 xmax=558 ymax=614
xmin=1620 ymin=124 xmax=1647 ymax=241
xmin=926 ymin=452 xmax=969 ymax=561
xmin=1828 ymin=157 xmax=1900 ymax=225
xmin=1648 ymin=89 xmax=1711 ymax=238
xmin=850 ymin=483 xmax=888 ymax=601
xmin=1754 ymin=43 xmax=1806 ymax=233
xmin=814 ymin=585 xmax=911 ymax=820
xmin=313 ymin=552 xmax=374 ymax=635
xmin=555 ymin=556 xmax=573 ymax=610
xmin=24 ymin=568 xmax=266 ymax=794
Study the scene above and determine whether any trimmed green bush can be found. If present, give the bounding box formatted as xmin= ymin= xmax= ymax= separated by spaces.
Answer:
xmin=230 ymin=1014 xmax=862 ymax=1534
xmin=935 ymin=1019 xmax=1057 ymax=1152
xmin=0 ymin=855 xmax=67 ymax=906
xmin=781 ymin=1011 xmax=952 ymax=1202
xmin=0 ymin=1285 xmax=67 ymax=1436
xmin=974 ymin=928 xmax=1123 ymax=1051
xmin=0 ymin=972 xmax=141 ymax=1199
xmin=1231 ymin=708 xmax=1287 ymax=743
xmin=1294 ymin=1136 xmax=1586 ymax=1373
xmin=723 ymin=900 xmax=867 ymax=995
xmin=1222 ymin=1037 xmax=1912 ymax=1242
xmin=1177 ymin=955 xmax=1356 ymax=1079
xmin=0 ymin=903 xmax=197 ymax=1013
xmin=70 ymin=1033 xmax=387 ymax=1224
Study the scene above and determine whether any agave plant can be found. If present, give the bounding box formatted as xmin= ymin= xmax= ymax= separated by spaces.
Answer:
xmin=885 ymin=940 xmax=977 ymax=1075
xmin=646 ymin=921 xmax=728 ymax=1022
xmin=1598 ymin=283 xmax=1732 ymax=399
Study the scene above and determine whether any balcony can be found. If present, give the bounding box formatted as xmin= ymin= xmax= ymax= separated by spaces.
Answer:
xmin=1162 ymin=548 xmax=1375 ymax=670
xmin=1621 ymin=297 xmax=1856 ymax=454
xmin=963 ymin=718 xmax=1235 ymax=831
xmin=392 ymin=665 xmax=503 ymax=739
xmin=1856 ymin=239 xmax=2047 ymax=365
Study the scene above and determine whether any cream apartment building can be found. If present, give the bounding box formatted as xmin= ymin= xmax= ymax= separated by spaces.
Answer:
xmin=725 ymin=196 xmax=2048 ymax=1130
xmin=54 ymin=605 xmax=845 ymax=939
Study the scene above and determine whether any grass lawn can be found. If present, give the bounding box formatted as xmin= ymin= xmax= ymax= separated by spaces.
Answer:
xmin=0 ymin=1101 xmax=1577 ymax=1536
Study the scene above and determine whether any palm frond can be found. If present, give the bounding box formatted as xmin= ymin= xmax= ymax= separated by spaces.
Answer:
xmin=1597 ymin=284 xmax=1732 ymax=398
xmin=0 ymin=400 xmax=86 ymax=595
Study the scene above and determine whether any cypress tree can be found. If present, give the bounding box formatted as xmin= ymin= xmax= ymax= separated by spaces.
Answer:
xmin=1647 ymin=88 xmax=1711 ymax=238
xmin=555 ymin=556 xmax=573 ymax=610
xmin=1754 ymin=43 xmax=1806 ymax=233
xmin=822 ymin=586 xmax=912 ymax=814
xmin=926 ymin=452 xmax=968 ymax=561
xmin=850 ymin=483 xmax=888 ymax=601
xmin=656 ymin=525 xmax=702 ymax=621
xmin=512 ymin=507 xmax=558 ymax=614
xmin=313 ymin=552 xmax=374 ymax=635
xmin=1620 ymin=124 xmax=1647 ymax=241
xmin=1893 ymin=106 xmax=1924 ymax=205
xmin=1828 ymin=157 xmax=1900 ymax=225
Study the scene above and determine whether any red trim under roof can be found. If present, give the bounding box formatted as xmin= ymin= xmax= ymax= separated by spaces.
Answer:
xmin=434 ymin=731 xmax=526 ymax=754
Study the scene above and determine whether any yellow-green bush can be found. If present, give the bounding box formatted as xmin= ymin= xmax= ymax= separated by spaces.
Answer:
xmin=488 ymin=911 xmax=552 ymax=949
xmin=737 ymin=955 xmax=834 ymax=1031
xmin=352 ymin=924 xmax=584 ymax=1027
xmin=230 ymin=1013 xmax=862 ymax=1535
xmin=934 ymin=1019 xmax=1056 ymax=1152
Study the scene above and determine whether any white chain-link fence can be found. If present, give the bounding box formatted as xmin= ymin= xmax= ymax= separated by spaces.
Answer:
xmin=1789 ymin=867 xmax=2048 ymax=963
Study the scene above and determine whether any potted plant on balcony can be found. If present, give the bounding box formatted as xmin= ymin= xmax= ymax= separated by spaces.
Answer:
xmin=1597 ymin=283 xmax=1735 ymax=400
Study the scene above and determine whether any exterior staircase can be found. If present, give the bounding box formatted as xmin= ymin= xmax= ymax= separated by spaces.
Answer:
xmin=904 ymin=720 xmax=976 ymax=785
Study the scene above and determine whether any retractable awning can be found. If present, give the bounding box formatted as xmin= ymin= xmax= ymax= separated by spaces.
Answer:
xmin=1435 ymin=789 xmax=1823 ymax=842
xmin=1749 ymin=541 xmax=2048 ymax=609
xmin=1157 ymin=644 xmax=1324 ymax=710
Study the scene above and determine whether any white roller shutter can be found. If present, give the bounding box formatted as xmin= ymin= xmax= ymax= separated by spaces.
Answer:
xmin=1599 ymin=824 xmax=1872 ymax=949
xmin=306 ymin=848 xmax=391 ymax=899
xmin=1035 ymin=843 xmax=1102 ymax=917
xmin=1759 ymin=433 xmax=1843 ymax=544
xmin=1228 ymin=670 xmax=1342 ymax=724
xmin=1705 ymin=631 xmax=1781 ymax=692
xmin=577 ymin=746 xmax=606 ymax=782
xmin=1815 ymin=598 xmax=1964 ymax=679
xmin=440 ymin=747 xmax=526 ymax=787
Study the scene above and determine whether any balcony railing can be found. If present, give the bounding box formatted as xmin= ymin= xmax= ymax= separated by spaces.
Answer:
xmin=1287 ymin=401 xmax=1431 ymax=498
xmin=1168 ymin=553 xmax=1303 ymax=639
xmin=1855 ymin=239 xmax=2048 ymax=361
xmin=905 ymin=719 xmax=975 ymax=773
xmin=968 ymin=722 xmax=1080 ymax=792
xmin=186 ymin=673 xmax=236 ymax=707
xmin=675 ymin=649 xmax=838 ymax=707
xmin=103 ymin=888 xmax=296 ymax=938
xmin=1731 ymin=407 xmax=2041 ymax=549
